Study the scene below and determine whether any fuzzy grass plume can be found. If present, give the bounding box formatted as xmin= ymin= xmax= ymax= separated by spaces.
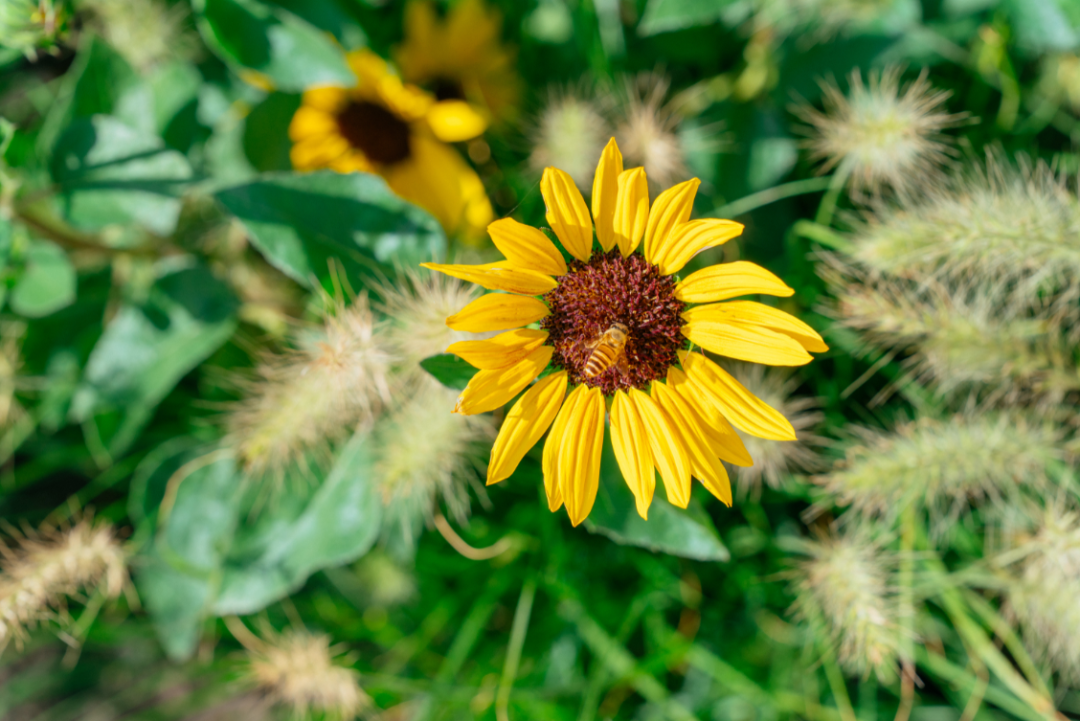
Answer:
xmin=226 ymin=296 xmax=392 ymax=478
xmin=606 ymin=72 xmax=692 ymax=192
xmin=796 ymin=67 xmax=962 ymax=199
xmin=0 ymin=321 xmax=26 ymax=432
xmin=790 ymin=530 xmax=901 ymax=680
xmin=1001 ymin=509 xmax=1080 ymax=685
xmin=528 ymin=86 xmax=612 ymax=189
xmin=829 ymin=266 xmax=1080 ymax=406
xmin=722 ymin=362 xmax=824 ymax=496
xmin=848 ymin=157 xmax=1080 ymax=304
xmin=815 ymin=415 xmax=1061 ymax=531
xmin=241 ymin=625 xmax=368 ymax=720
xmin=0 ymin=518 xmax=126 ymax=650
xmin=79 ymin=0 xmax=195 ymax=71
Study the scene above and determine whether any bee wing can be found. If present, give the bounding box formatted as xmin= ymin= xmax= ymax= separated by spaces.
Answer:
xmin=616 ymin=352 xmax=630 ymax=378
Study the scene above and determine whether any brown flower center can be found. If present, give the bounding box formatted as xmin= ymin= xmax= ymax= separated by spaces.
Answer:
xmin=541 ymin=250 xmax=686 ymax=395
xmin=336 ymin=100 xmax=411 ymax=165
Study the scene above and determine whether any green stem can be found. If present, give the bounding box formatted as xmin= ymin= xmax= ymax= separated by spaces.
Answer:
xmin=961 ymin=589 xmax=1051 ymax=699
xmin=496 ymin=579 xmax=536 ymax=721
xmin=709 ymin=176 xmax=833 ymax=219
xmin=814 ymin=160 xmax=853 ymax=227
xmin=818 ymin=637 xmax=858 ymax=721
xmin=897 ymin=504 xmax=918 ymax=721
xmin=916 ymin=646 xmax=1049 ymax=721
xmin=791 ymin=219 xmax=855 ymax=253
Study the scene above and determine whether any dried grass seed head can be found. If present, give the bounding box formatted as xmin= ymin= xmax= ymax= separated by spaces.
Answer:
xmin=1001 ymin=509 xmax=1080 ymax=685
xmin=0 ymin=518 xmax=126 ymax=649
xmin=722 ymin=362 xmax=824 ymax=496
xmin=790 ymin=530 xmax=901 ymax=680
xmin=226 ymin=295 xmax=393 ymax=478
xmin=245 ymin=628 xmax=368 ymax=720
xmin=528 ymin=85 xmax=613 ymax=190
xmin=848 ymin=156 xmax=1080 ymax=308
xmin=80 ymin=0 xmax=197 ymax=71
xmin=605 ymin=72 xmax=692 ymax=192
xmin=826 ymin=260 xmax=1080 ymax=408
xmin=0 ymin=321 xmax=26 ymax=431
xmin=814 ymin=414 xmax=1061 ymax=533
xmin=796 ymin=67 xmax=963 ymax=200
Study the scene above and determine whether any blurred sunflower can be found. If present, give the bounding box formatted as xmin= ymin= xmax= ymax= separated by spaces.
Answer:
xmin=289 ymin=50 xmax=493 ymax=242
xmin=423 ymin=138 xmax=827 ymax=525
xmin=395 ymin=0 xmax=519 ymax=127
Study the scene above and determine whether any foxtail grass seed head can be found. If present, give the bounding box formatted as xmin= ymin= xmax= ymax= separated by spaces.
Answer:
xmin=1002 ymin=510 xmax=1080 ymax=685
xmin=79 ymin=0 xmax=195 ymax=71
xmin=226 ymin=296 xmax=393 ymax=478
xmin=791 ymin=531 xmax=900 ymax=680
xmin=375 ymin=376 xmax=495 ymax=546
xmin=796 ymin=67 xmax=963 ymax=200
xmin=723 ymin=362 xmax=823 ymax=496
xmin=0 ymin=518 xmax=126 ymax=649
xmin=352 ymin=550 xmax=417 ymax=607
xmin=528 ymin=87 xmax=613 ymax=189
xmin=848 ymin=157 xmax=1080 ymax=306
xmin=245 ymin=629 xmax=368 ymax=720
xmin=0 ymin=321 xmax=26 ymax=431
xmin=830 ymin=270 xmax=1080 ymax=407
xmin=378 ymin=271 xmax=482 ymax=374
xmin=815 ymin=415 xmax=1060 ymax=532
xmin=607 ymin=72 xmax=692 ymax=192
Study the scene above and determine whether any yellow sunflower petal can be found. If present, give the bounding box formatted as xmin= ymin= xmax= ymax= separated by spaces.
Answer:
xmin=454 ymin=345 xmax=553 ymax=415
xmin=541 ymin=167 xmax=593 ymax=261
xmin=643 ymin=178 xmax=700 ymax=264
xmin=679 ymin=351 xmax=796 ymax=441
xmin=544 ymin=384 xmax=585 ymax=511
xmin=592 ymin=138 xmax=624 ymax=252
xmin=628 ymin=388 xmax=691 ymax=509
xmin=446 ymin=293 xmax=550 ymax=332
xmin=612 ymin=168 xmax=650 ymax=257
xmin=610 ymin=390 xmax=655 ymax=520
xmin=298 ymin=86 xmax=349 ymax=113
xmin=290 ymin=135 xmax=352 ymax=171
xmin=653 ymin=219 xmax=744 ymax=276
xmin=558 ymin=386 xmax=605 ymax=527
xmin=667 ymin=367 xmax=751 ymax=467
xmin=651 ymin=381 xmax=732 ymax=506
xmin=675 ymin=261 xmax=795 ymax=303
xmin=488 ymin=218 xmax=567 ymax=277
xmin=683 ymin=301 xmax=828 ymax=353
xmin=427 ymin=99 xmax=488 ymax=142
xmin=487 ymin=371 xmax=568 ymax=485
xmin=681 ymin=320 xmax=813 ymax=366
xmin=421 ymin=261 xmax=556 ymax=295
xmin=446 ymin=329 xmax=549 ymax=370
xmin=288 ymin=107 xmax=339 ymax=141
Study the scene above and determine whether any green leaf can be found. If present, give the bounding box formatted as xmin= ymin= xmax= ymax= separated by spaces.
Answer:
xmin=420 ymin=353 xmax=477 ymax=391
xmin=9 ymin=240 xmax=76 ymax=318
xmin=1005 ymin=0 xmax=1079 ymax=53
xmin=214 ymin=170 xmax=447 ymax=286
xmin=638 ymin=0 xmax=738 ymax=35
xmin=50 ymin=116 xmax=194 ymax=235
xmin=194 ymin=0 xmax=354 ymax=92
xmin=586 ymin=437 xmax=730 ymax=561
xmin=214 ymin=432 xmax=383 ymax=615
xmin=70 ymin=263 xmax=237 ymax=452
xmin=242 ymin=92 xmax=301 ymax=172
xmin=38 ymin=36 xmax=152 ymax=155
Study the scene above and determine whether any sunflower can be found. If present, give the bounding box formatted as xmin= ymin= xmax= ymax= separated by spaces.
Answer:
xmin=289 ymin=50 xmax=493 ymax=242
xmin=395 ymin=0 xmax=519 ymax=127
xmin=422 ymin=139 xmax=827 ymax=526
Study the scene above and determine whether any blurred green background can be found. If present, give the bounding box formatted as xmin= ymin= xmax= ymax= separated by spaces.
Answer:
xmin=1 ymin=0 xmax=1080 ymax=719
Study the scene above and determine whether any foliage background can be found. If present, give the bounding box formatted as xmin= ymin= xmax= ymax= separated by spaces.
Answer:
xmin=1 ymin=0 xmax=1079 ymax=719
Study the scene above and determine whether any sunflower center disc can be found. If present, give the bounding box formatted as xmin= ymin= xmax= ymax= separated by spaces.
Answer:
xmin=541 ymin=250 xmax=686 ymax=395
xmin=336 ymin=100 xmax=411 ymax=165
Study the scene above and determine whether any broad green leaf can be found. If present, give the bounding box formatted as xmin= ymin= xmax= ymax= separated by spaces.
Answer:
xmin=214 ymin=171 xmax=447 ymax=286
xmin=139 ymin=453 xmax=242 ymax=660
xmin=747 ymin=137 xmax=798 ymax=192
xmin=214 ymin=432 xmax=382 ymax=614
xmin=638 ymin=0 xmax=737 ymax=35
xmin=263 ymin=0 xmax=367 ymax=49
xmin=1005 ymin=0 xmax=1079 ymax=53
xmin=9 ymin=240 xmax=76 ymax=318
xmin=420 ymin=353 xmax=477 ymax=391
xmin=194 ymin=0 xmax=353 ymax=92
xmin=586 ymin=437 xmax=730 ymax=561
xmin=50 ymin=116 xmax=194 ymax=235
xmin=242 ymin=91 xmax=301 ymax=172
xmin=38 ymin=36 xmax=152 ymax=155
xmin=69 ymin=263 xmax=237 ymax=452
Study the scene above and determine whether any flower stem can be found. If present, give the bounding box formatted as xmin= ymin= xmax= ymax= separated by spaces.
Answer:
xmin=495 ymin=579 xmax=536 ymax=721
xmin=814 ymin=160 xmax=854 ymax=227
xmin=709 ymin=176 xmax=833 ymax=219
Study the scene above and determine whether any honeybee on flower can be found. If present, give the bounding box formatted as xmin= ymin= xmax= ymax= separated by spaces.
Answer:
xmin=423 ymin=138 xmax=827 ymax=525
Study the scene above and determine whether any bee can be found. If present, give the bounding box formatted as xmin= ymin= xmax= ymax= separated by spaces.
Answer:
xmin=582 ymin=322 xmax=630 ymax=379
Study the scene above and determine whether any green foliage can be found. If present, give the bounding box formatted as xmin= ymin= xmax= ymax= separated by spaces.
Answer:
xmin=2 ymin=0 xmax=1080 ymax=719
